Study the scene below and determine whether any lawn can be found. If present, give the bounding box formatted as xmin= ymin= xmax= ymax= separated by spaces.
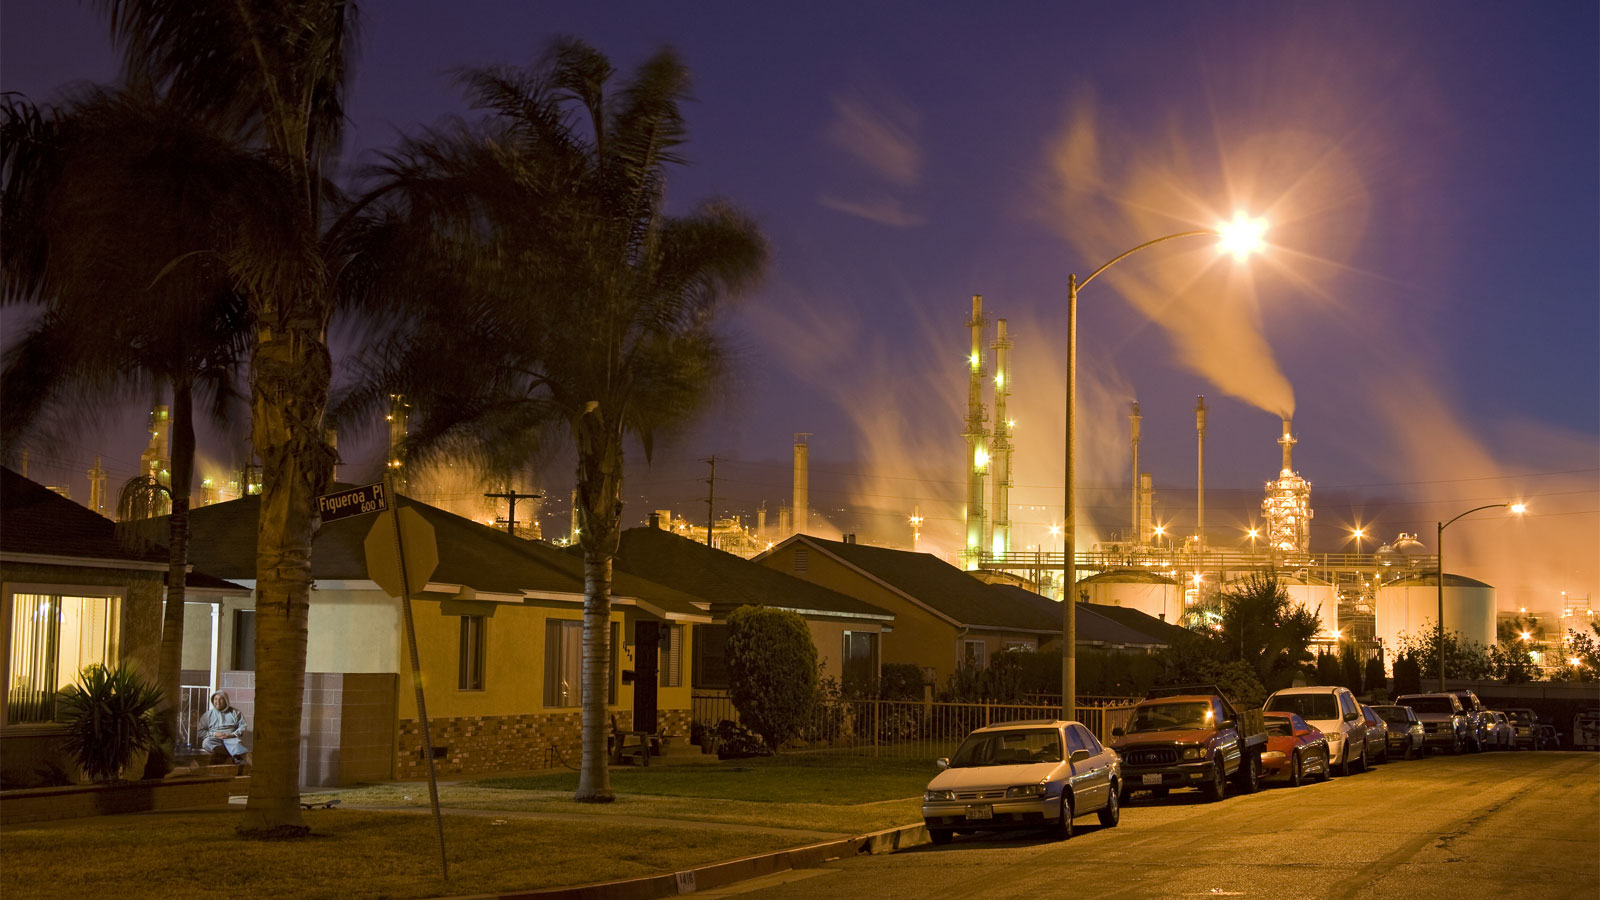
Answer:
xmin=1 ymin=808 xmax=800 ymax=900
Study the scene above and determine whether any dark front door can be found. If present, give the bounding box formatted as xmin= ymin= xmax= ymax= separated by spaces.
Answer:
xmin=633 ymin=620 xmax=660 ymax=733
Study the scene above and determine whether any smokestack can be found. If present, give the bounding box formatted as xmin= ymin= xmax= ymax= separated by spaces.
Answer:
xmin=1129 ymin=402 xmax=1141 ymax=545
xmin=757 ymin=502 xmax=767 ymax=540
xmin=1195 ymin=396 xmax=1206 ymax=551
xmin=1279 ymin=417 xmax=1296 ymax=472
xmin=778 ymin=506 xmax=792 ymax=537
xmin=793 ymin=433 xmax=810 ymax=535
xmin=1138 ymin=472 xmax=1154 ymax=544
xmin=989 ymin=318 xmax=1013 ymax=557
xmin=962 ymin=295 xmax=989 ymax=569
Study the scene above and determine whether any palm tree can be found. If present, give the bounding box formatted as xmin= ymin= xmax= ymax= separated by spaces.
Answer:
xmin=341 ymin=39 xmax=766 ymax=801
xmin=92 ymin=0 xmax=357 ymax=836
xmin=2 ymin=87 xmax=255 ymax=778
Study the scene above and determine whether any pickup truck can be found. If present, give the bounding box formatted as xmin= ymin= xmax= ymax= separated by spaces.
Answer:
xmin=1109 ymin=685 xmax=1267 ymax=803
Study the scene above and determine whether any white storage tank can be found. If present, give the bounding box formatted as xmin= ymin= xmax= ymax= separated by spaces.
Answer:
xmin=1375 ymin=573 xmax=1496 ymax=656
xmin=1224 ymin=572 xmax=1338 ymax=639
xmin=1077 ymin=569 xmax=1181 ymax=624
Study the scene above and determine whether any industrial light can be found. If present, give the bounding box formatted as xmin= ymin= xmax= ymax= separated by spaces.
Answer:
xmin=1520 ymin=631 xmax=1532 ymax=641
xmin=1509 ymin=502 xmax=1527 ymax=514
xmin=1217 ymin=215 xmax=1267 ymax=260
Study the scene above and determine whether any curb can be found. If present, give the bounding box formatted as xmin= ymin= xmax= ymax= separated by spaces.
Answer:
xmin=431 ymin=822 xmax=927 ymax=900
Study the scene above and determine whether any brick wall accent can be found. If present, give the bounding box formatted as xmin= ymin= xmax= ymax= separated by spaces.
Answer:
xmin=396 ymin=707 xmax=691 ymax=779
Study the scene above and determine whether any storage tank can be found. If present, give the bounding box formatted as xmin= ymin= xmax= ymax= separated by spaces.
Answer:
xmin=1224 ymin=572 xmax=1338 ymax=639
xmin=1375 ymin=573 xmax=1496 ymax=656
xmin=1078 ymin=570 xmax=1181 ymax=623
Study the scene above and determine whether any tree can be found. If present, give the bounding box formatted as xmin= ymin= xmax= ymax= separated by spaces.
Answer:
xmin=1340 ymin=644 xmax=1364 ymax=694
xmin=1550 ymin=624 xmax=1600 ymax=683
xmin=93 ymin=0 xmax=356 ymax=836
xmin=1214 ymin=574 xmax=1321 ymax=693
xmin=1363 ymin=655 xmax=1387 ymax=699
xmin=2 ymin=87 xmax=254 ymax=778
xmin=1315 ymin=650 xmax=1341 ymax=687
xmin=1396 ymin=626 xmax=1492 ymax=682
xmin=725 ymin=606 xmax=817 ymax=751
xmin=1392 ymin=651 xmax=1423 ymax=697
xmin=338 ymin=40 xmax=765 ymax=801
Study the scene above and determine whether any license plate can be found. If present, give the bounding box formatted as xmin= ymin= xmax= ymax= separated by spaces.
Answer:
xmin=1142 ymin=774 xmax=1162 ymax=786
xmin=965 ymin=804 xmax=992 ymax=820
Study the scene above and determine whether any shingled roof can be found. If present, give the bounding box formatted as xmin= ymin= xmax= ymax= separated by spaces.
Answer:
xmin=610 ymin=527 xmax=892 ymax=621
xmin=1 ymin=467 xmax=166 ymax=567
xmin=771 ymin=535 xmax=1059 ymax=633
xmin=1082 ymin=602 xmax=1196 ymax=646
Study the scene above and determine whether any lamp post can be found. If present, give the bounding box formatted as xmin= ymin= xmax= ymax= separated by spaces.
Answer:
xmin=1435 ymin=502 xmax=1525 ymax=690
xmin=1061 ymin=217 xmax=1265 ymax=721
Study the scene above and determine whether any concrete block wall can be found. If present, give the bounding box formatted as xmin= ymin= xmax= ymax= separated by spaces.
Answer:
xmin=218 ymin=670 xmax=398 ymax=787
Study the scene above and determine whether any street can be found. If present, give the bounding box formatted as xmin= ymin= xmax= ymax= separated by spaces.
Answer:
xmin=703 ymin=752 xmax=1598 ymax=900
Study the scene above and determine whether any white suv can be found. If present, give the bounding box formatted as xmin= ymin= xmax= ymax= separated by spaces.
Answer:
xmin=1264 ymin=686 xmax=1370 ymax=776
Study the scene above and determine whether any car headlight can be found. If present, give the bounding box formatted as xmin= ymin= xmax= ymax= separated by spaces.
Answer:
xmin=1005 ymin=784 xmax=1048 ymax=798
xmin=1180 ymin=747 xmax=1204 ymax=761
xmin=1326 ymin=731 xmax=1344 ymax=742
xmin=924 ymin=789 xmax=955 ymax=802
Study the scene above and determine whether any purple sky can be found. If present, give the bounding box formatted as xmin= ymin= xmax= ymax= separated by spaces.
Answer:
xmin=3 ymin=1 xmax=1596 ymax=610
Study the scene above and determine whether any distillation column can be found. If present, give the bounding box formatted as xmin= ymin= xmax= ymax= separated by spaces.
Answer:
xmin=1129 ymin=402 xmax=1141 ymax=546
xmin=1262 ymin=417 xmax=1314 ymax=557
xmin=793 ymin=433 xmax=810 ymax=536
xmin=1195 ymin=395 xmax=1207 ymax=551
xmin=962 ymin=295 xmax=989 ymax=569
xmin=989 ymin=318 xmax=1013 ymax=558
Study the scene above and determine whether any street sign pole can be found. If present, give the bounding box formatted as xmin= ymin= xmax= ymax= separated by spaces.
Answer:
xmin=385 ymin=472 xmax=448 ymax=882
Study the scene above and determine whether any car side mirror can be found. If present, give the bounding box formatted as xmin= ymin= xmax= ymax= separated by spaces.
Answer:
xmin=1070 ymin=749 xmax=1091 ymax=763
xmin=1220 ymin=720 xmax=1236 ymax=731
xmin=935 ymin=758 xmax=950 ymax=770
xmin=1112 ymin=727 xmax=1125 ymax=737
xmin=1345 ymin=712 xmax=1360 ymax=722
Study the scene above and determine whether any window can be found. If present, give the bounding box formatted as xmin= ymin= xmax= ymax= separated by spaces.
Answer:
xmin=232 ymin=609 xmax=256 ymax=670
xmin=842 ymin=631 xmax=878 ymax=690
xmin=7 ymin=592 xmax=118 ymax=724
xmin=458 ymin=616 xmax=485 ymax=691
xmin=962 ymin=639 xmax=987 ymax=670
xmin=1002 ymin=639 xmax=1036 ymax=653
xmin=1064 ymin=725 xmax=1088 ymax=755
xmin=1072 ymin=723 xmax=1103 ymax=754
xmin=692 ymin=624 xmax=729 ymax=688
xmin=543 ymin=619 xmax=582 ymax=707
xmin=660 ymin=624 xmax=683 ymax=688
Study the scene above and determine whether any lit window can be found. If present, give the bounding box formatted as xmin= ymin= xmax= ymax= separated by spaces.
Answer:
xmin=543 ymin=619 xmax=582 ymax=707
xmin=7 ymin=592 xmax=119 ymax=724
xmin=660 ymin=624 xmax=684 ymax=688
xmin=459 ymin=616 xmax=485 ymax=691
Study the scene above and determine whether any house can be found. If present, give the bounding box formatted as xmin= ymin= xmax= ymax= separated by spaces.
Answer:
xmin=0 ymin=468 xmax=170 ymax=784
xmin=755 ymin=535 xmax=1063 ymax=685
xmin=989 ymin=584 xmax=1185 ymax=654
xmin=606 ymin=527 xmax=894 ymax=690
xmin=173 ymin=489 xmax=709 ymax=785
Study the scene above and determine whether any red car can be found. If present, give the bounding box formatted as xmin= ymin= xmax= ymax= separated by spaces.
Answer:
xmin=1260 ymin=711 xmax=1330 ymax=787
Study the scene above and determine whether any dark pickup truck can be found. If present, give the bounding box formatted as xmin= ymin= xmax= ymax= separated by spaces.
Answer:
xmin=1109 ymin=685 xmax=1268 ymax=803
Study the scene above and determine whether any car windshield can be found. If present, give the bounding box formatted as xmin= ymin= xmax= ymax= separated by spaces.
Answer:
xmin=1372 ymin=707 xmax=1411 ymax=725
xmin=1126 ymin=702 xmax=1213 ymax=733
xmin=1265 ymin=719 xmax=1294 ymax=737
xmin=1265 ymin=693 xmax=1338 ymax=720
xmin=1402 ymin=697 xmax=1456 ymax=714
xmin=949 ymin=728 xmax=1061 ymax=767
xmin=1507 ymin=711 xmax=1532 ymax=725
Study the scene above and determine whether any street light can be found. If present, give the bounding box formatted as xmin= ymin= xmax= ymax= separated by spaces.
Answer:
xmin=1351 ymin=526 xmax=1365 ymax=559
xmin=1061 ymin=217 xmax=1266 ymax=720
xmin=1435 ymin=501 xmax=1526 ymax=690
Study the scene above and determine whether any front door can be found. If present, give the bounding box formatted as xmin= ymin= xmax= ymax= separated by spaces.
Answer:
xmin=633 ymin=620 xmax=660 ymax=733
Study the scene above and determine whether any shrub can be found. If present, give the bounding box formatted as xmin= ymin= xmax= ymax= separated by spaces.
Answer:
xmin=1340 ymin=645 xmax=1364 ymax=693
xmin=1363 ymin=656 xmax=1387 ymax=699
xmin=878 ymin=663 xmax=926 ymax=700
xmin=725 ymin=605 xmax=817 ymax=750
xmin=1393 ymin=651 xmax=1423 ymax=696
xmin=56 ymin=664 xmax=163 ymax=783
xmin=712 ymin=719 xmax=771 ymax=759
xmin=1315 ymin=650 xmax=1341 ymax=686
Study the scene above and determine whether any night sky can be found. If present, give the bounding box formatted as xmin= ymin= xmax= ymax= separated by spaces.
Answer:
xmin=3 ymin=1 xmax=1596 ymax=612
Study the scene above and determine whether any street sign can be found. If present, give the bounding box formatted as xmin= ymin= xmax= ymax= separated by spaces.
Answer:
xmin=317 ymin=482 xmax=388 ymax=523
xmin=364 ymin=507 xmax=439 ymax=598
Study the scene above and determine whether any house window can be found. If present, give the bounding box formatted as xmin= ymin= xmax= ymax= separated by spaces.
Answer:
xmin=1001 ymin=639 xmax=1037 ymax=653
xmin=543 ymin=619 xmax=582 ymax=707
xmin=962 ymin=639 xmax=987 ymax=670
xmin=660 ymin=624 xmax=683 ymax=688
xmin=232 ymin=609 xmax=256 ymax=670
xmin=6 ymin=592 xmax=118 ymax=724
xmin=842 ymin=631 xmax=878 ymax=690
xmin=693 ymin=624 xmax=729 ymax=688
xmin=458 ymin=616 xmax=485 ymax=691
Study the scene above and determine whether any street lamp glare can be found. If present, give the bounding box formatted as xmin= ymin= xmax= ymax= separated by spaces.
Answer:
xmin=1509 ymin=502 xmax=1527 ymax=514
xmin=1218 ymin=215 xmax=1267 ymax=259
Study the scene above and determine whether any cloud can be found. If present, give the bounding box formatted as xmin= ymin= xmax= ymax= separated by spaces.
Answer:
xmin=818 ymin=193 xmax=926 ymax=227
xmin=825 ymin=94 xmax=921 ymax=187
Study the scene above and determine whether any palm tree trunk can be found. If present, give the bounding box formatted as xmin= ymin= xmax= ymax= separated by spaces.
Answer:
xmin=148 ymin=380 xmax=196 ymax=778
xmin=573 ymin=409 xmax=623 ymax=802
xmin=238 ymin=322 xmax=335 ymax=836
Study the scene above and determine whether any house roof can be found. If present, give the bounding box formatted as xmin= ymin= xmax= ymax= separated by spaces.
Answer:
xmin=1083 ymin=603 xmax=1196 ymax=646
xmin=1 ymin=467 xmax=167 ymax=568
xmin=609 ymin=527 xmax=892 ymax=621
xmin=770 ymin=535 xmax=1060 ymax=633
xmin=983 ymin=584 xmax=1160 ymax=647
xmin=158 ymin=489 xmax=705 ymax=618
xmin=1078 ymin=569 xmax=1180 ymax=585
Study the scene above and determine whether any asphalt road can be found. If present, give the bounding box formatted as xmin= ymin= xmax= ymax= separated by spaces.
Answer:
xmin=700 ymin=751 xmax=1599 ymax=900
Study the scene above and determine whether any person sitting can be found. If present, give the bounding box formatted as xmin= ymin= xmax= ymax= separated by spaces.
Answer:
xmin=199 ymin=691 xmax=248 ymax=763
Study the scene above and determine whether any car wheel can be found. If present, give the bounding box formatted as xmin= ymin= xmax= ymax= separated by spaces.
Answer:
xmin=1356 ymin=747 xmax=1368 ymax=773
xmin=1098 ymin=783 xmax=1121 ymax=827
xmin=1316 ymin=748 xmax=1332 ymax=782
xmin=1234 ymin=753 xmax=1260 ymax=794
xmin=1288 ymin=750 xmax=1303 ymax=788
xmin=1448 ymin=734 xmax=1461 ymax=755
xmin=1203 ymin=761 xmax=1227 ymax=802
xmin=928 ymin=828 xmax=952 ymax=845
xmin=1338 ymin=744 xmax=1354 ymax=776
xmin=1053 ymin=794 xmax=1075 ymax=841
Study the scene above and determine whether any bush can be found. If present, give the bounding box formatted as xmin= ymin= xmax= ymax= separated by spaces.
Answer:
xmin=1340 ymin=645 xmax=1364 ymax=693
xmin=725 ymin=605 xmax=817 ymax=750
xmin=877 ymin=663 xmax=926 ymax=700
xmin=1363 ymin=656 xmax=1387 ymax=699
xmin=1315 ymin=651 xmax=1341 ymax=687
xmin=56 ymin=664 xmax=163 ymax=783
xmin=712 ymin=719 xmax=771 ymax=759
xmin=1393 ymin=651 xmax=1423 ymax=696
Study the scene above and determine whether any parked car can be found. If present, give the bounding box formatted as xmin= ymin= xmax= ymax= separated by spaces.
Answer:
xmin=922 ymin=719 xmax=1121 ymax=844
xmin=1395 ymin=692 xmax=1470 ymax=754
xmin=1485 ymin=710 xmax=1516 ymax=750
xmin=1358 ymin=703 xmax=1390 ymax=764
xmin=1109 ymin=686 xmax=1267 ymax=803
xmin=1260 ymin=711 xmax=1330 ymax=786
xmin=1503 ymin=708 xmax=1541 ymax=750
xmin=1368 ymin=704 xmax=1426 ymax=759
xmin=1447 ymin=689 xmax=1490 ymax=752
xmin=1264 ymin=686 xmax=1369 ymax=775
xmin=1537 ymin=723 xmax=1563 ymax=750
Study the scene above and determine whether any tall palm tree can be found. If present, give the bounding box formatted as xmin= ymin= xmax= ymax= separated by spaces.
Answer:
xmin=342 ymin=39 xmax=766 ymax=801
xmin=93 ymin=0 xmax=357 ymax=835
xmin=2 ymin=87 xmax=256 ymax=777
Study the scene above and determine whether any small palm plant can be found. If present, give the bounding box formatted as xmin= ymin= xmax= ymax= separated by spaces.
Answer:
xmin=56 ymin=664 xmax=163 ymax=782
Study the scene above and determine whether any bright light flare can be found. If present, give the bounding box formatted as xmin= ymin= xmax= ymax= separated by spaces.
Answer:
xmin=1509 ymin=502 xmax=1527 ymax=514
xmin=1217 ymin=215 xmax=1267 ymax=259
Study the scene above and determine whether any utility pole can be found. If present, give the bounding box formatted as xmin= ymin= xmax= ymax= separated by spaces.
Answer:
xmin=484 ymin=487 xmax=543 ymax=535
xmin=704 ymin=456 xmax=717 ymax=548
